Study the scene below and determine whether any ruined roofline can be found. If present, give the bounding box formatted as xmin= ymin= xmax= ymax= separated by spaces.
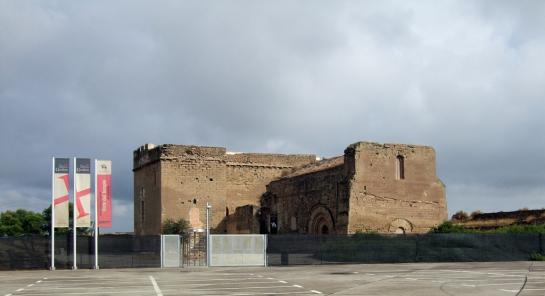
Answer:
xmin=133 ymin=143 xmax=317 ymax=170
xmin=347 ymin=141 xmax=436 ymax=152
xmin=275 ymin=155 xmax=345 ymax=180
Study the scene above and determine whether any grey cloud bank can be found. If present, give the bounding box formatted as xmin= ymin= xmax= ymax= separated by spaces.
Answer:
xmin=1 ymin=1 xmax=544 ymax=232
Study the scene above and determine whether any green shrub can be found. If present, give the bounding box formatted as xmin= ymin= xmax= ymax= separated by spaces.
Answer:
xmin=430 ymin=221 xmax=468 ymax=233
xmin=162 ymin=218 xmax=190 ymax=238
xmin=530 ymin=252 xmax=545 ymax=261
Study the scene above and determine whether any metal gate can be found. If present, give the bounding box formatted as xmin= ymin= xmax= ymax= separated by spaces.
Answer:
xmin=209 ymin=234 xmax=267 ymax=266
xmin=161 ymin=235 xmax=181 ymax=268
xmin=182 ymin=231 xmax=207 ymax=266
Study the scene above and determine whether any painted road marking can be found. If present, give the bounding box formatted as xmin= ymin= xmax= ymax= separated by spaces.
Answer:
xmin=187 ymin=285 xmax=300 ymax=291
xmin=293 ymin=284 xmax=303 ymax=288
xmin=310 ymin=290 xmax=323 ymax=294
xmin=15 ymin=289 xmax=23 ymax=292
xmin=149 ymin=275 xmax=163 ymax=296
xmin=279 ymin=280 xmax=288 ymax=284
xmin=6 ymin=291 xmax=158 ymax=296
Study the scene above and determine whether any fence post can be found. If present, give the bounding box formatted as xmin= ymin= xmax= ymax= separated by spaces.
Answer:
xmin=414 ymin=235 xmax=419 ymax=262
xmin=539 ymin=232 xmax=543 ymax=254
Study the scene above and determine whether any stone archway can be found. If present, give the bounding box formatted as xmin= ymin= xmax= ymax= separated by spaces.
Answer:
xmin=309 ymin=206 xmax=335 ymax=235
xmin=388 ymin=218 xmax=413 ymax=234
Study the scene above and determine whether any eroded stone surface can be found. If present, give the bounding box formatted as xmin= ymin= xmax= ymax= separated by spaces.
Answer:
xmin=133 ymin=141 xmax=447 ymax=235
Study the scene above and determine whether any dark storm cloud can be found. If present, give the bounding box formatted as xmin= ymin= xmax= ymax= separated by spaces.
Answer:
xmin=1 ymin=1 xmax=544 ymax=231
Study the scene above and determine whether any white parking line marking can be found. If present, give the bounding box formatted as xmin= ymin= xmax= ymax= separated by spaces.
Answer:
xmin=27 ymin=284 xmax=34 ymax=287
xmin=15 ymin=289 xmax=24 ymax=292
xmin=293 ymin=284 xmax=303 ymax=288
xmin=8 ymin=291 xmax=157 ymax=295
xmin=187 ymin=285 xmax=299 ymax=291
xmin=279 ymin=280 xmax=288 ymax=283
xmin=5 ymin=294 xmax=13 ymax=296
xmin=310 ymin=290 xmax=323 ymax=294
xmin=471 ymin=282 xmax=528 ymax=287
xmin=149 ymin=275 xmax=163 ymax=296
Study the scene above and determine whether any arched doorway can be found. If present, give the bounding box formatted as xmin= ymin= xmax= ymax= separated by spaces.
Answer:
xmin=389 ymin=218 xmax=413 ymax=234
xmin=309 ymin=206 xmax=335 ymax=235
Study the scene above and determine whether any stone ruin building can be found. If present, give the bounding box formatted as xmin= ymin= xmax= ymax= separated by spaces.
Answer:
xmin=133 ymin=141 xmax=447 ymax=235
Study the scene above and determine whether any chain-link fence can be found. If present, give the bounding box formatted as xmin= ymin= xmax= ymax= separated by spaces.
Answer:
xmin=0 ymin=234 xmax=160 ymax=270
xmin=267 ymin=233 xmax=545 ymax=265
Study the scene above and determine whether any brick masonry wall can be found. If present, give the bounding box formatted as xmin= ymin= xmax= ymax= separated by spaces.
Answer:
xmin=134 ymin=142 xmax=447 ymax=235
xmin=264 ymin=164 xmax=350 ymax=235
xmin=133 ymin=161 xmax=161 ymax=235
xmin=347 ymin=142 xmax=447 ymax=233
xmin=134 ymin=144 xmax=316 ymax=234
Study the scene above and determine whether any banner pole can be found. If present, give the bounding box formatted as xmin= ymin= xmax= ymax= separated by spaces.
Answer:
xmin=94 ymin=159 xmax=99 ymax=269
xmin=73 ymin=157 xmax=77 ymax=270
xmin=51 ymin=157 xmax=55 ymax=270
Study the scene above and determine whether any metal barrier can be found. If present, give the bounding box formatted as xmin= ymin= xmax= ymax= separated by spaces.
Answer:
xmin=183 ymin=231 xmax=207 ymax=267
xmin=0 ymin=234 xmax=160 ymax=270
xmin=1 ymin=233 xmax=543 ymax=269
xmin=209 ymin=234 xmax=267 ymax=267
xmin=266 ymin=233 xmax=544 ymax=265
xmin=161 ymin=235 xmax=181 ymax=268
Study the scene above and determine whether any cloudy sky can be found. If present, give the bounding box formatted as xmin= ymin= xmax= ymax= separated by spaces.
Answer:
xmin=1 ymin=1 xmax=544 ymax=232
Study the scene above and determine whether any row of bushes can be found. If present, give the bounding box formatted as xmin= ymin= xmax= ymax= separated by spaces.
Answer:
xmin=431 ymin=221 xmax=545 ymax=234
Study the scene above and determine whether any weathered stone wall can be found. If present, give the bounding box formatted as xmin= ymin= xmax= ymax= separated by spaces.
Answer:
xmin=347 ymin=142 xmax=447 ymax=234
xmin=226 ymin=205 xmax=260 ymax=234
xmin=264 ymin=156 xmax=350 ymax=235
xmin=133 ymin=144 xmax=315 ymax=234
xmin=133 ymin=161 xmax=162 ymax=235
xmin=134 ymin=141 xmax=447 ymax=235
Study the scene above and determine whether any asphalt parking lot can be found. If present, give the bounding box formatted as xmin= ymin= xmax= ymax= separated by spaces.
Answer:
xmin=1 ymin=261 xmax=544 ymax=296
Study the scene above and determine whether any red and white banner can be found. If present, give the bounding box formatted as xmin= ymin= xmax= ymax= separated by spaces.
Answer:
xmin=96 ymin=160 xmax=112 ymax=228
xmin=75 ymin=158 xmax=91 ymax=227
xmin=53 ymin=158 xmax=70 ymax=228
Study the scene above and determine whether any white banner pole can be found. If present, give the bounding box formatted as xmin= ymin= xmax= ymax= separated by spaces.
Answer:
xmin=94 ymin=159 xmax=99 ymax=269
xmin=206 ymin=203 xmax=211 ymax=267
xmin=50 ymin=157 xmax=55 ymax=270
xmin=73 ymin=157 xmax=77 ymax=270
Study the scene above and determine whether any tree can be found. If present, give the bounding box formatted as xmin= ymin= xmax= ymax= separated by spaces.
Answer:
xmin=0 ymin=209 xmax=45 ymax=236
xmin=451 ymin=210 xmax=469 ymax=222
xmin=470 ymin=210 xmax=483 ymax=219
xmin=162 ymin=218 xmax=190 ymax=238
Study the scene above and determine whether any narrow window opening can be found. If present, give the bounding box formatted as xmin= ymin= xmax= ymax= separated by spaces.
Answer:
xmin=140 ymin=187 xmax=145 ymax=225
xmin=226 ymin=207 xmax=229 ymax=216
xmin=396 ymin=155 xmax=405 ymax=180
xmin=193 ymin=198 xmax=197 ymax=205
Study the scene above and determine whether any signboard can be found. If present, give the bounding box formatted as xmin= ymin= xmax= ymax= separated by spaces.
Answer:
xmin=53 ymin=158 xmax=69 ymax=227
xmin=96 ymin=160 xmax=112 ymax=228
xmin=75 ymin=158 xmax=91 ymax=227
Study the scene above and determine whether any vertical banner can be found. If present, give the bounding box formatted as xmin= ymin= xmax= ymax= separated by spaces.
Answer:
xmin=53 ymin=158 xmax=70 ymax=227
xmin=75 ymin=158 xmax=91 ymax=227
xmin=96 ymin=160 xmax=112 ymax=228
